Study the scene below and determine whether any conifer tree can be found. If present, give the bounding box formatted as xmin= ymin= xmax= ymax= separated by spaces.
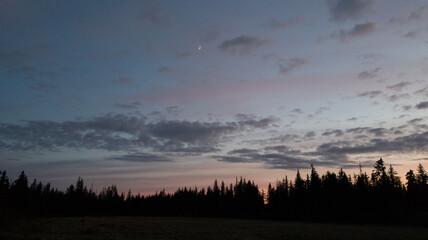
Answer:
xmin=406 ymin=169 xmax=416 ymax=190
xmin=387 ymin=165 xmax=401 ymax=188
xmin=416 ymin=164 xmax=428 ymax=186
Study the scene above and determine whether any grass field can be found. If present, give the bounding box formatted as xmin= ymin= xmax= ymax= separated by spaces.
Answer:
xmin=1 ymin=216 xmax=427 ymax=240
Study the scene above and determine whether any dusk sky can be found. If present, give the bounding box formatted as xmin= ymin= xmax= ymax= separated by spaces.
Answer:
xmin=1 ymin=0 xmax=428 ymax=194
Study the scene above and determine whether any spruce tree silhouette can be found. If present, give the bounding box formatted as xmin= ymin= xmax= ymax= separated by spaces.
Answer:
xmin=387 ymin=165 xmax=401 ymax=189
xmin=371 ymin=158 xmax=388 ymax=188
xmin=406 ymin=170 xmax=416 ymax=190
xmin=2 ymin=161 xmax=428 ymax=226
xmin=0 ymin=170 xmax=9 ymax=192
xmin=416 ymin=164 xmax=428 ymax=186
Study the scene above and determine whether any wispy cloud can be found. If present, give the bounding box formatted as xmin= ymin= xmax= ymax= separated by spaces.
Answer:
xmin=214 ymin=143 xmax=357 ymax=169
xmin=266 ymin=17 xmax=304 ymax=31
xmin=416 ymin=101 xmax=428 ymax=109
xmin=0 ymin=114 xmax=279 ymax=154
xmin=218 ymin=36 xmax=271 ymax=55
xmin=409 ymin=5 xmax=428 ymax=20
xmin=105 ymin=153 xmax=173 ymax=163
xmin=403 ymin=31 xmax=419 ymax=38
xmin=290 ymin=108 xmax=304 ymax=115
xmin=402 ymin=105 xmax=412 ymax=111
xmin=388 ymin=81 xmax=411 ymax=91
xmin=158 ymin=66 xmax=171 ymax=73
xmin=114 ymin=101 xmax=142 ymax=109
xmin=358 ymin=67 xmax=381 ymax=79
xmin=305 ymin=131 xmax=316 ymax=138
xmin=279 ymin=58 xmax=308 ymax=74
xmin=320 ymin=22 xmax=377 ymax=43
xmin=414 ymin=86 xmax=428 ymax=96
xmin=196 ymin=26 xmax=222 ymax=43
xmin=388 ymin=94 xmax=409 ymax=102
xmin=322 ymin=129 xmax=344 ymax=137
xmin=139 ymin=2 xmax=173 ymax=26
xmin=357 ymin=90 xmax=383 ymax=99
xmin=216 ymin=128 xmax=428 ymax=169
xmin=30 ymin=82 xmax=59 ymax=93
xmin=326 ymin=0 xmax=375 ymax=22
xmin=339 ymin=22 xmax=377 ymax=42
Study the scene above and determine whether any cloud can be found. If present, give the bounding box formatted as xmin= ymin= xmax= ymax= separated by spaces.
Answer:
xmin=0 ymin=43 xmax=57 ymax=68
xmin=291 ymin=108 xmax=303 ymax=114
xmin=403 ymin=31 xmax=419 ymax=38
xmin=114 ymin=101 xmax=142 ymax=109
xmin=402 ymin=105 xmax=412 ymax=111
xmin=146 ymin=121 xmax=235 ymax=146
xmin=218 ymin=36 xmax=271 ymax=55
xmin=228 ymin=148 xmax=259 ymax=155
xmin=357 ymin=53 xmax=384 ymax=63
xmin=346 ymin=127 xmax=370 ymax=134
xmin=347 ymin=126 xmax=407 ymax=137
xmin=30 ymin=82 xmax=58 ymax=93
xmin=214 ymin=121 xmax=428 ymax=170
xmin=7 ymin=67 xmax=59 ymax=96
xmin=139 ymin=2 xmax=173 ymax=26
xmin=166 ymin=106 xmax=181 ymax=115
xmin=149 ymin=117 xmax=279 ymax=148
xmin=387 ymin=81 xmax=411 ymax=91
xmin=357 ymin=90 xmax=382 ymax=98
xmin=158 ymin=66 xmax=171 ymax=73
xmin=314 ymin=107 xmax=329 ymax=115
xmin=267 ymin=17 xmax=304 ymax=31
xmin=416 ymin=101 xmax=428 ymax=109
xmin=267 ymin=134 xmax=301 ymax=144
xmin=305 ymin=131 xmax=316 ymax=138
xmin=345 ymin=22 xmax=377 ymax=37
xmin=326 ymin=0 xmax=375 ymax=22
xmin=323 ymin=22 xmax=377 ymax=43
xmin=322 ymin=129 xmax=344 ymax=137
xmin=388 ymin=17 xmax=405 ymax=25
xmin=176 ymin=51 xmax=193 ymax=59
xmin=215 ymin=143 xmax=359 ymax=169
xmin=105 ymin=153 xmax=172 ymax=163
xmin=7 ymin=66 xmax=37 ymax=80
xmin=279 ymin=58 xmax=309 ymax=74
xmin=0 ymin=114 xmax=278 ymax=154
xmin=233 ymin=114 xmax=280 ymax=129
xmin=414 ymin=86 xmax=428 ymax=96
xmin=242 ymin=133 xmax=302 ymax=147
xmin=366 ymin=128 xmax=386 ymax=137
xmin=263 ymin=53 xmax=284 ymax=61
xmin=388 ymin=94 xmax=409 ymax=102
xmin=196 ymin=26 xmax=222 ymax=43
xmin=264 ymin=145 xmax=294 ymax=153
xmin=357 ymin=67 xmax=381 ymax=79
xmin=315 ymin=131 xmax=428 ymax=156
xmin=214 ymin=151 xmax=315 ymax=169
xmin=409 ymin=5 xmax=428 ymax=20
xmin=408 ymin=118 xmax=423 ymax=125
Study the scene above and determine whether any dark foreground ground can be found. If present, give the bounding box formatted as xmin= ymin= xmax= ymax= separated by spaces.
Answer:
xmin=1 ymin=216 xmax=427 ymax=240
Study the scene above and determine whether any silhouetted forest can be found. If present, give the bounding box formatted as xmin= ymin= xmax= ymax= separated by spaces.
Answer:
xmin=1 ymin=159 xmax=428 ymax=225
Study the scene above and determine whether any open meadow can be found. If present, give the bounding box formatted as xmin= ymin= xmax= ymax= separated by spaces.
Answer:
xmin=1 ymin=217 xmax=427 ymax=240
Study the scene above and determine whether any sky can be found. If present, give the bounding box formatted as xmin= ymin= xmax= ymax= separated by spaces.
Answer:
xmin=1 ymin=0 xmax=428 ymax=194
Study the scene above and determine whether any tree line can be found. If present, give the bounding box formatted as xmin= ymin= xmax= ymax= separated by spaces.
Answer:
xmin=1 ymin=158 xmax=427 ymax=225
